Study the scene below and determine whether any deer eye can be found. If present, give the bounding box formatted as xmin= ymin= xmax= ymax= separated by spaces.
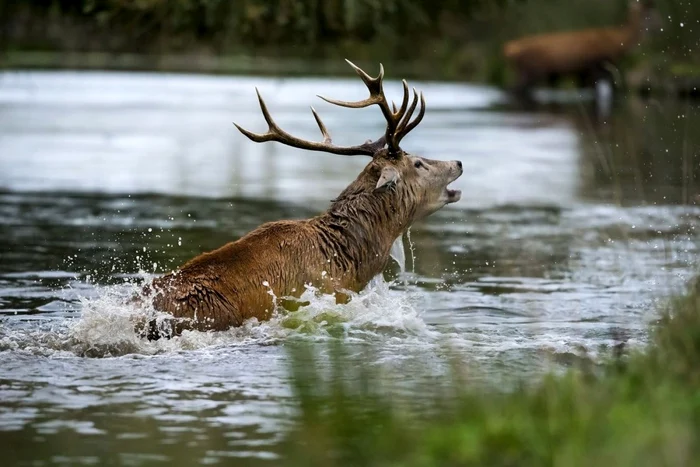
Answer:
xmin=414 ymin=160 xmax=423 ymax=169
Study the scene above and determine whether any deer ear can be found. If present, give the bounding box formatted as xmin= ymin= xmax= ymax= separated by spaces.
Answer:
xmin=375 ymin=166 xmax=400 ymax=192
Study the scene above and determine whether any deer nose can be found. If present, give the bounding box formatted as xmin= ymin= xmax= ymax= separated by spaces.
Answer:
xmin=456 ymin=160 xmax=462 ymax=169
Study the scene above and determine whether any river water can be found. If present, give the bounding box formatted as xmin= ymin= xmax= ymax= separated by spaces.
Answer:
xmin=0 ymin=70 xmax=699 ymax=465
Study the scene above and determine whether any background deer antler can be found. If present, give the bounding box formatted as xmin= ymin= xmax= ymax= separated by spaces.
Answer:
xmin=234 ymin=59 xmax=425 ymax=158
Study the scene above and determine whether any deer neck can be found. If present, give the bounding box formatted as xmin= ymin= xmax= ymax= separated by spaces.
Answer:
xmin=324 ymin=192 xmax=413 ymax=263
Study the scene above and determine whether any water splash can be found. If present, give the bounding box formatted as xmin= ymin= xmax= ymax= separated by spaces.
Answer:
xmin=406 ymin=228 xmax=417 ymax=274
xmin=390 ymin=230 xmax=419 ymax=283
xmin=276 ymin=275 xmax=436 ymax=341
xmin=0 ymin=256 xmax=438 ymax=358
xmin=389 ymin=235 xmax=406 ymax=274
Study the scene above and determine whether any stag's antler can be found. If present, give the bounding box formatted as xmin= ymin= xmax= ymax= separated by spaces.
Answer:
xmin=319 ymin=59 xmax=425 ymax=156
xmin=233 ymin=59 xmax=425 ymax=158
xmin=234 ymin=88 xmax=384 ymax=156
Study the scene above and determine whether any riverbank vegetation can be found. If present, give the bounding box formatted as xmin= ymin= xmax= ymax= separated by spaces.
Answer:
xmin=1 ymin=0 xmax=697 ymax=92
xmin=280 ymin=278 xmax=700 ymax=466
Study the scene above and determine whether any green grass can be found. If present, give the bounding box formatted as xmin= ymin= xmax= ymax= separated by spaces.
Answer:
xmin=280 ymin=278 xmax=700 ymax=466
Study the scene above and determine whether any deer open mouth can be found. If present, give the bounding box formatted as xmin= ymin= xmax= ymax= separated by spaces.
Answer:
xmin=445 ymin=187 xmax=462 ymax=203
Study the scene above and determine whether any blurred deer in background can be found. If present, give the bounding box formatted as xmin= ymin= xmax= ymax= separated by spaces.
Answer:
xmin=503 ymin=0 xmax=660 ymax=102
xmin=141 ymin=60 xmax=463 ymax=339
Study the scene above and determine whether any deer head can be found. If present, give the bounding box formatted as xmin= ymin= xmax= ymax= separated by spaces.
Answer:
xmin=233 ymin=60 xmax=462 ymax=235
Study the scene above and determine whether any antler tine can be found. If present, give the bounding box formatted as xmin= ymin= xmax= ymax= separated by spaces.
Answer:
xmin=347 ymin=59 xmax=383 ymax=88
xmin=395 ymin=92 xmax=426 ymax=145
xmin=233 ymin=88 xmax=380 ymax=156
xmin=396 ymin=88 xmax=419 ymax=136
xmin=317 ymin=94 xmax=381 ymax=109
xmin=317 ymin=60 xmax=384 ymax=109
xmin=310 ymin=106 xmax=332 ymax=144
xmin=394 ymin=79 xmax=410 ymax=124
xmin=232 ymin=88 xmax=280 ymax=143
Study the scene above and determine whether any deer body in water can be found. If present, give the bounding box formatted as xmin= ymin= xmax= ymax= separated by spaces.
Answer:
xmin=503 ymin=0 xmax=659 ymax=99
xmin=141 ymin=60 xmax=463 ymax=338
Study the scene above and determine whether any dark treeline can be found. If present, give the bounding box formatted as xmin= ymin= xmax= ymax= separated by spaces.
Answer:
xmin=0 ymin=0 xmax=696 ymax=82
xmin=2 ymin=0 xmax=505 ymax=53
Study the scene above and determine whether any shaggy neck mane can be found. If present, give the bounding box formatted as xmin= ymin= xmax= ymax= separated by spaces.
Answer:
xmin=311 ymin=175 xmax=415 ymax=275
xmin=328 ymin=178 xmax=412 ymax=236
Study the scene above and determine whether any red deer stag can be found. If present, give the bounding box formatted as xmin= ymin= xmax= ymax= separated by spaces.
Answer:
xmin=503 ymin=0 xmax=659 ymax=100
xmin=141 ymin=60 xmax=463 ymax=339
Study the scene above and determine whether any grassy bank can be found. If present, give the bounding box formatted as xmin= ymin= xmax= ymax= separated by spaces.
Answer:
xmin=1 ymin=0 xmax=698 ymax=93
xmin=280 ymin=278 xmax=700 ymax=466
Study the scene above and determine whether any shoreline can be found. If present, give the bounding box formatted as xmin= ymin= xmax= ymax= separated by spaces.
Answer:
xmin=0 ymin=50 xmax=477 ymax=82
xmin=2 ymin=50 xmax=699 ymax=99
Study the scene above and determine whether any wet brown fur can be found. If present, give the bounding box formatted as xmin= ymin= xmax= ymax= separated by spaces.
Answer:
xmin=503 ymin=1 xmax=658 ymax=96
xmin=142 ymin=150 xmax=462 ymax=338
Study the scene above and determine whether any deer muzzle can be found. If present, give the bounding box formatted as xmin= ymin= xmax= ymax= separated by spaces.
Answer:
xmin=444 ymin=160 xmax=463 ymax=204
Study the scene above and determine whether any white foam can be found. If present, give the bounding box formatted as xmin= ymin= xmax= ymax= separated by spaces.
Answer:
xmin=0 ymin=237 xmax=438 ymax=357
xmin=0 ymin=234 xmax=638 ymax=362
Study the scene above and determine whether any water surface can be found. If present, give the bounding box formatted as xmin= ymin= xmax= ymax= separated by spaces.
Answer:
xmin=1 ymin=70 xmax=699 ymax=465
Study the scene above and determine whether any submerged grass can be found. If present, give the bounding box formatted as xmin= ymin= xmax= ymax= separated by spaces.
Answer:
xmin=280 ymin=278 xmax=700 ymax=466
